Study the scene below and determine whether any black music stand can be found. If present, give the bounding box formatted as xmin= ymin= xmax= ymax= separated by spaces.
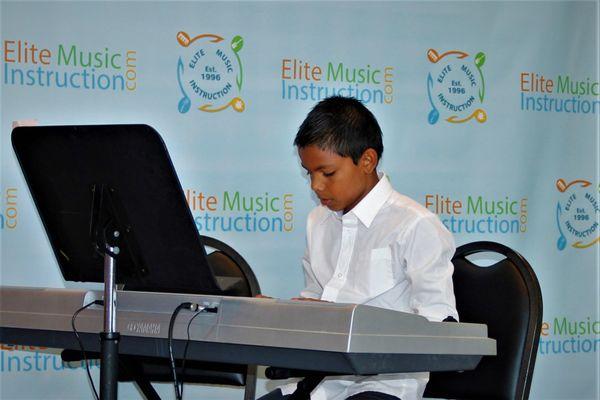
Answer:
xmin=12 ymin=124 xmax=224 ymax=400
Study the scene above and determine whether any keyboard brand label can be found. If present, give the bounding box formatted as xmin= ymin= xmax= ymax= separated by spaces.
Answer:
xmin=126 ymin=321 xmax=161 ymax=335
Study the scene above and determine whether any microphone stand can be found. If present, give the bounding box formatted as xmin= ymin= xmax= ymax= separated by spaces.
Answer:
xmin=100 ymin=230 xmax=120 ymax=400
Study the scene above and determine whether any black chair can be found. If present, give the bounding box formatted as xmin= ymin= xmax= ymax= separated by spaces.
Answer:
xmin=201 ymin=234 xmax=261 ymax=301
xmin=424 ymin=241 xmax=543 ymax=400
xmin=63 ymin=235 xmax=261 ymax=400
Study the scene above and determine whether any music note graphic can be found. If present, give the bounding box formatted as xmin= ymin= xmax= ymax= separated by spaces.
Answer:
xmin=427 ymin=74 xmax=439 ymax=125
xmin=177 ymin=57 xmax=191 ymax=114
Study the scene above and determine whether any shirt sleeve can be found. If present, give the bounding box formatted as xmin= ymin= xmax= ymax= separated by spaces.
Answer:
xmin=299 ymin=210 xmax=323 ymax=299
xmin=402 ymin=215 xmax=458 ymax=322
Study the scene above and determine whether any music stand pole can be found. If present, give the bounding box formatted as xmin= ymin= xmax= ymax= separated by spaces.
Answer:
xmin=100 ymin=243 xmax=120 ymax=400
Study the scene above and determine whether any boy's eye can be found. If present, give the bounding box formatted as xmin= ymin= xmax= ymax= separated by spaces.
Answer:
xmin=323 ymin=171 xmax=335 ymax=177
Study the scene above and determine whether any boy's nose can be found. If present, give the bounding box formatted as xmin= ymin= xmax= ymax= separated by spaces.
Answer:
xmin=310 ymin=176 xmax=325 ymax=193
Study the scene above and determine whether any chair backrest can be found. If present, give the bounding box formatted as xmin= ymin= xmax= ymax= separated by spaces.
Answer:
xmin=202 ymin=235 xmax=261 ymax=297
xmin=424 ymin=241 xmax=542 ymax=400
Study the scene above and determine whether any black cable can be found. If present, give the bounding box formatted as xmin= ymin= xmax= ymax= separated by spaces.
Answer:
xmin=168 ymin=302 xmax=200 ymax=400
xmin=71 ymin=300 xmax=104 ymax=400
xmin=179 ymin=310 xmax=204 ymax=398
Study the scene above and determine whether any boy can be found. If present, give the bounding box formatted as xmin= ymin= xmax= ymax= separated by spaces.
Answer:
xmin=261 ymin=96 xmax=458 ymax=400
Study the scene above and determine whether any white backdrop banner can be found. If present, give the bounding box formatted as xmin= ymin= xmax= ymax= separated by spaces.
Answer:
xmin=1 ymin=1 xmax=598 ymax=399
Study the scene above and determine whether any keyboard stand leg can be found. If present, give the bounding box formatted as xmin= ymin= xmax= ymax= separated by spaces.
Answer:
xmin=133 ymin=377 xmax=161 ymax=400
xmin=119 ymin=358 xmax=162 ymax=400
xmin=244 ymin=364 xmax=257 ymax=400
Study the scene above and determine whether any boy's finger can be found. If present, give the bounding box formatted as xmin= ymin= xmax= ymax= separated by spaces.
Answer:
xmin=291 ymin=297 xmax=328 ymax=302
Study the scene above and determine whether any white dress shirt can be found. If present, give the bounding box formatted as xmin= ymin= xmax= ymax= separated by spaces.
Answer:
xmin=283 ymin=173 xmax=458 ymax=400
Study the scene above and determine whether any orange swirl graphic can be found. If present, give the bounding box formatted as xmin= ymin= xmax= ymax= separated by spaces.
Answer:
xmin=427 ymin=49 xmax=469 ymax=63
xmin=573 ymin=237 xmax=600 ymax=249
xmin=556 ymin=178 xmax=592 ymax=193
xmin=177 ymin=31 xmax=224 ymax=47
xmin=446 ymin=109 xmax=487 ymax=124
xmin=199 ymin=97 xmax=245 ymax=113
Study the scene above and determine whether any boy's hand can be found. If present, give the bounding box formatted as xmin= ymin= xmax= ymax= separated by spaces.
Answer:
xmin=290 ymin=297 xmax=330 ymax=302
xmin=254 ymin=294 xmax=330 ymax=303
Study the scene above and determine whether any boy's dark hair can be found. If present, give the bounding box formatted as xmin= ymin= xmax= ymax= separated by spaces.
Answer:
xmin=294 ymin=96 xmax=383 ymax=165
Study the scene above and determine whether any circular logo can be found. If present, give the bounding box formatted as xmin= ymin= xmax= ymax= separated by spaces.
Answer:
xmin=176 ymin=31 xmax=244 ymax=114
xmin=426 ymin=49 xmax=486 ymax=124
xmin=556 ymin=179 xmax=599 ymax=250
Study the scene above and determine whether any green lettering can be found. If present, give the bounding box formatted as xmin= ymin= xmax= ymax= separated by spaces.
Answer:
xmin=223 ymin=191 xmax=240 ymax=211
xmin=554 ymin=317 xmax=568 ymax=335
xmin=556 ymin=75 xmax=569 ymax=94
xmin=254 ymin=197 xmax=264 ymax=212
xmin=327 ymin=62 xmax=344 ymax=82
xmin=467 ymin=195 xmax=482 ymax=214
xmin=270 ymin=196 xmax=280 ymax=212
xmin=57 ymin=44 xmax=77 ymax=66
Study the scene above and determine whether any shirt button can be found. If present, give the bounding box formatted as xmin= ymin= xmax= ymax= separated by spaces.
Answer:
xmin=337 ymin=273 xmax=343 ymax=278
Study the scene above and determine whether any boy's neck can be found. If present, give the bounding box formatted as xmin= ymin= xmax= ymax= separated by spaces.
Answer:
xmin=366 ymin=171 xmax=380 ymax=191
xmin=343 ymin=171 xmax=380 ymax=214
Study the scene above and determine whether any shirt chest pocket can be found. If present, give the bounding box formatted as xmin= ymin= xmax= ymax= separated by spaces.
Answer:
xmin=367 ymin=247 xmax=395 ymax=295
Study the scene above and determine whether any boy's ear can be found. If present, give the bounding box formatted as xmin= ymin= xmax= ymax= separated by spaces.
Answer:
xmin=359 ymin=148 xmax=378 ymax=173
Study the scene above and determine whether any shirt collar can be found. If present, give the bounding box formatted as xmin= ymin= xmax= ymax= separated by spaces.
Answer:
xmin=349 ymin=172 xmax=393 ymax=228
xmin=323 ymin=172 xmax=392 ymax=227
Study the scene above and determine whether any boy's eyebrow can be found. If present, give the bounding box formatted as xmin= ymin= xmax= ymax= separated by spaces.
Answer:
xmin=301 ymin=164 xmax=334 ymax=171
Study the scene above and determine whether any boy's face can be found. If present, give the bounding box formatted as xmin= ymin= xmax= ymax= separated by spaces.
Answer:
xmin=298 ymin=145 xmax=379 ymax=214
